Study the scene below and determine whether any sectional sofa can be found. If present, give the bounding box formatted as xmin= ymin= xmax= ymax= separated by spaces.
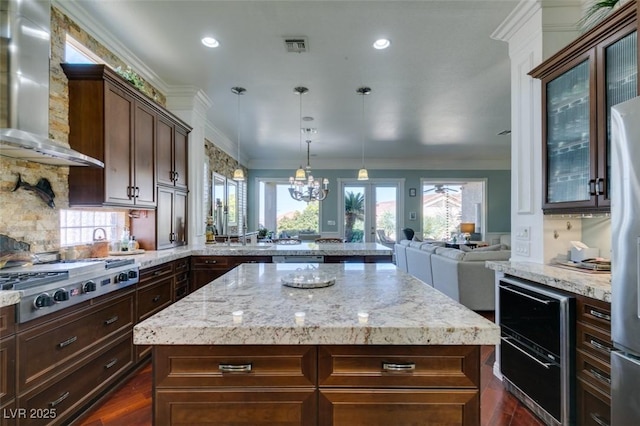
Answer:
xmin=395 ymin=240 xmax=511 ymax=311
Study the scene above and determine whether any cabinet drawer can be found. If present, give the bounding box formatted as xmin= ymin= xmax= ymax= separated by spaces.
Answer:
xmin=191 ymin=256 xmax=230 ymax=269
xmin=577 ymin=297 xmax=611 ymax=332
xmin=318 ymin=346 xmax=479 ymax=388
xmin=318 ymin=389 xmax=479 ymax=426
xmin=18 ymin=292 xmax=134 ymax=390
xmin=155 ymin=345 xmax=316 ymax=388
xmin=17 ymin=332 xmax=133 ymax=426
xmin=577 ymin=377 xmax=611 ymax=426
xmin=139 ymin=263 xmax=174 ymax=285
xmin=577 ymin=321 xmax=614 ymax=363
xmin=155 ymin=389 xmax=317 ymax=426
xmin=173 ymin=258 xmax=189 ymax=274
xmin=577 ymin=349 xmax=611 ymax=394
xmin=1 ymin=335 xmax=15 ymax=405
xmin=137 ymin=276 xmax=173 ymax=322
xmin=0 ymin=305 xmax=16 ymax=339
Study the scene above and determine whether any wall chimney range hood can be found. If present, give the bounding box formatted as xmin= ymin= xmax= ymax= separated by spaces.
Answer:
xmin=0 ymin=0 xmax=104 ymax=168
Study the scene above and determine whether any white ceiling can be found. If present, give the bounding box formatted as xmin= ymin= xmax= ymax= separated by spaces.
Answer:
xmin=58 ymin=0 xmax=518 ymax=170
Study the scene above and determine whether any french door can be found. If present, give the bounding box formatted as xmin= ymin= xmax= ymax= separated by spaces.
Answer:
xmin=340 ymin=180 xmax=403 ymax=243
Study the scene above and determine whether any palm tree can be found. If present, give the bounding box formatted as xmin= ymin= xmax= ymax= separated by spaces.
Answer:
xmin=344 ymin=191 xmax=365 ymax=242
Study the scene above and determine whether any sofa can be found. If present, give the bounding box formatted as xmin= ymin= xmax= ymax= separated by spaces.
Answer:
xmin=398 ymin=241 xmax=511 ymax=311
xmin=394 ymin=240 xmax=412 ymax=273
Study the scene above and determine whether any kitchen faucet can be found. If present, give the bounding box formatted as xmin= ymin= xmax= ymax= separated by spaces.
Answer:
xmin=93 ymin=228 xmax=107 ymax=241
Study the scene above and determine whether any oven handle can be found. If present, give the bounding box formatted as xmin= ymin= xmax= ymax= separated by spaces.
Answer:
xmin=499 ymin=284 xmax=553 ymax=305
xmin=501 ymin=336 xmax=553 ymax=369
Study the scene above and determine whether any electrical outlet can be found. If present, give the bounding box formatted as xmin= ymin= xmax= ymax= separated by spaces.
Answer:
xmin=327 ymin=220 xmax=336 ymax=226
xmin=515 ymin=241 xmax=530 ymax=257
xmin=516 ymin=226 xmax=530 ymax=241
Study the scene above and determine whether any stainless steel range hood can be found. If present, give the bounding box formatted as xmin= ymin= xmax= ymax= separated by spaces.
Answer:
xmin=0 ymin=0 xmax=104 ymax=167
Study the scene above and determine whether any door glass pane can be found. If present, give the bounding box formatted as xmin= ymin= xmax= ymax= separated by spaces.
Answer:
xmin=258 ymin=182 xmax=320 ymax=239
xmin=546 ymin=60 xmax=590 ymax=203
xmin=606 ymin=31 xmax=637 ymax=196
xmin=344 ymin=186 xmax=365 ymax=242
xmin=375 ymin=187 xmax=397 ymax=243
xmin=421 ymin=184 xmax=462 ymax=240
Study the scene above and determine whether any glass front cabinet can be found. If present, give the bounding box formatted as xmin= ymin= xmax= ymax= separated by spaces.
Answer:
xmin=531 ymin=2 xmax=637 ymax=213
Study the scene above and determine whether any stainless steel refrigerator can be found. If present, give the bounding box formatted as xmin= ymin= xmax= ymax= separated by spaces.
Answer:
xmin=611 ymin=95 xmax=640 ymax=425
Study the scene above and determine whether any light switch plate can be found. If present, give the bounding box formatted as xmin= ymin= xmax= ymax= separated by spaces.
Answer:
xmin=515 ymin=241 xmax=530 ymax=257
xmin=516 ymin=226 xmax=530 ymax=241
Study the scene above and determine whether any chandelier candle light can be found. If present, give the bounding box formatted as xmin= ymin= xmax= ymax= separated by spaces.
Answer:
xmin=289 ymin=86 xmax=329 ymax=202
xmin=231 ymin=86 xmax=246 ymax=181
xmin=356 ymin=86 xmax=372 ymax=180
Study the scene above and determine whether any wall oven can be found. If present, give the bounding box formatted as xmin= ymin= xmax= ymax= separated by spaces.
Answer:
xmin=499 ymin=276 xmax=575 ymax=426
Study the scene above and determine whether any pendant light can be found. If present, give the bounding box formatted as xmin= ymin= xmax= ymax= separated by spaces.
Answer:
xmin=293 ymin=86 xmax=308 ymax=181
xmin=231 ymin=86 xmax=246 ymax=181
xmin=356 ymin=86 xmax=371 ymax=180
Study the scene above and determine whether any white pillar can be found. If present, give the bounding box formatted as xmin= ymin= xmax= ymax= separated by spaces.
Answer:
xmin=491 ymin=0 xmax=582 ymax=263
xmin=165 ymin=89 xmax=213 ymax=246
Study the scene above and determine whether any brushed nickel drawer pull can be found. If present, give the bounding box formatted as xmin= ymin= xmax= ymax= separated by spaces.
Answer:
xmin=590 ymin=413 xmax=610 ymax=426
xmin=590 ymin=368 xmax=611 ymax=384
xmin=49 ymin=391 xmax=70 ymax=408
xmin=104 ymin=315 xmax=119 ymax=325
xmin=205 ymin=260 xmax=217 ymax=264
xmin=219 ymin=363 xmax=252 ymax=373
xmin=590 ymin=339 xmax=612 ymax=353
xmin=104 ymin=358 xmax=119 ymax=369
xmin=382 ymin=362 xmax=416 ymax=372
xmin=589 ymin=309 xmax=611 ymax=322
xmin=152 ymin=295 xmax=161 ymax=303
xmin=58 ymin=336 xmax=78 ymax=349
xmin=501 ymin=337 xmax=552 ymax=369
xmin=154 ymin=270 xmax=162 ymax=276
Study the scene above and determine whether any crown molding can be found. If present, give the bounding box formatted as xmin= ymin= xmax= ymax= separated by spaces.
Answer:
xmin=52 ymin=0 xmax=170 ymax=94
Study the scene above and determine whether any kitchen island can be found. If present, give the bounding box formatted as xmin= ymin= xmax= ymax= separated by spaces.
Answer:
xmin=134 ymin=262 xmax=499 ymax=426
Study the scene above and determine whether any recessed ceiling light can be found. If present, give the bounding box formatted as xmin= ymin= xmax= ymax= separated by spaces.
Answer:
xmin=201 ymin=37 xmax=219 ymax=48
xmin=373 ymin=39 xmax=391 ymax=50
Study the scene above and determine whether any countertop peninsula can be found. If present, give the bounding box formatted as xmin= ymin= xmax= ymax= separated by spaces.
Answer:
xmin=486 ymin=260 xmax=611 ymax=302
xmin=134 ymin=262 xmax=499 ymax=346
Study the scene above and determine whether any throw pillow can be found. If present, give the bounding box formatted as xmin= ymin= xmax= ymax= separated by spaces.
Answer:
xmin=459 ymin=244 xmax=473 ymax=252
xmin=412 ymin=235 xmax=422 ymax=242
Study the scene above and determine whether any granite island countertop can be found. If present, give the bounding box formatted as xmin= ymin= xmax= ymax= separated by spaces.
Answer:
xmin=486 ymin=260 xmax=611 ymax=302
xmin=0 ymin=290 xmax=20 ymax=308
xmin=134 ymin=262 xmax=499 ymax=346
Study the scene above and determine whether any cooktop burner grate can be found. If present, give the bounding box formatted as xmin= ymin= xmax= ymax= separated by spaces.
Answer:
xmin=0 ymin=271 xmax=69 ymax=290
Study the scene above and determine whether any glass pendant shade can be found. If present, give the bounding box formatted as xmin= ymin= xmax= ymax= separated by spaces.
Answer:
xmin=357 ymin=168 xmax=369 ymax=181
xmin=295 ymin=166 xmax=306 ymax=180
xmin=233 ymin=168 xmax=245 ymax=181
xmin=356 ymin=86 xmax=372 ymax=181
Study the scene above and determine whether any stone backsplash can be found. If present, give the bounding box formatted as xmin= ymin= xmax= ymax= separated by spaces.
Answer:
xmin=1 ymin=6 xmax=171 ymax=254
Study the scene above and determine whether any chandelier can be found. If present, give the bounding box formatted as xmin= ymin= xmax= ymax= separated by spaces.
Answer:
xmin=288 ymin=86 xmax=329 ymax=202
xmin=289 ymin=139 xmax=329 ymax=202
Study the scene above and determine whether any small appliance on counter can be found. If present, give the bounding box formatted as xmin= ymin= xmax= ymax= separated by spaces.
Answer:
xmin=569 ymin=241 xmax=599 ymax=262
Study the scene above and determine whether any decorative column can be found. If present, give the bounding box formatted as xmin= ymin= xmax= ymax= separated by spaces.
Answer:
xmin=491 ymin=0 xmax=582 ymax=263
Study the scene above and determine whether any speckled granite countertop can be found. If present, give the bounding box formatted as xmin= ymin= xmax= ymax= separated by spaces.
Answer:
xmin=0 ymin=243 xmax=393 ymax=307
xmin=486 ymin=261 xmax=611 ymax=302
xmin=0 ymin=290 xmax=20 ymax=308
xmin=127 ymin=242 xmax=392 ymax=269
xmin=134 ymin=263 xmax=499 ymax=346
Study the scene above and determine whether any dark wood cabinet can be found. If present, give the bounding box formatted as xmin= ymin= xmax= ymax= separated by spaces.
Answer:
xmin=190 ymin=256 xmax=272 ymax=292
xmin=1 ymin=306 xmax=16 ymax=426
xmin=155 ymin=187 xmax=188 ymax=249
xmin=575 ymin=295 xmax=612 ymax=425
xmin=157 ymin=115 xmax=188 ymax=190
xmin=153 ymin=344 xmax=481 ymax=426
xmin=530 ymin=2 xmax=637 ymax=213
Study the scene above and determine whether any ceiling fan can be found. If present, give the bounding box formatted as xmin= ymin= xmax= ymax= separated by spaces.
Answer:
xmin=424 ymin=184 xmax=460 ymax=194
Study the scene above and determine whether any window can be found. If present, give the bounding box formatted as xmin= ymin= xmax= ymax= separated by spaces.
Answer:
xmin=60 ymin=210 xmax=125 ymax=246
xmin=258 ymin=180 xmax=319 ymax=238
xmin=65 ymin=35 xmax=102 ymax=64
xmin=421 ymin=180 xmax=485 ymax=241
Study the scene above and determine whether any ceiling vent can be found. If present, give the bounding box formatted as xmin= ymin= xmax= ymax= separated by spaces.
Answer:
xmin=284 ymin=37 xmax=308 ymax=53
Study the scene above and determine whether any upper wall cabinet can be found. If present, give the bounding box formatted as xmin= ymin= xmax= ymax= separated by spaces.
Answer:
xmin=157 ymin=114 xmax=189 ymax=190
xmin=62 ymin=64 xmax=191 ymax=208
xmin=530 ymin=2 xmax=637 ymax=214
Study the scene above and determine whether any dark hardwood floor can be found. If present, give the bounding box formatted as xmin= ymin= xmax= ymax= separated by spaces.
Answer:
xmin=78 ymin=312 xmax=545 ymax=426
